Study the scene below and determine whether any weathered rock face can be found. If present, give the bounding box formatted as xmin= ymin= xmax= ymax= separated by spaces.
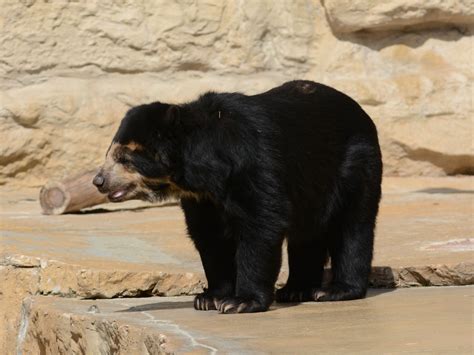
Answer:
xmin=0 ymin=265 xmax=40 ymax=355
xmin=0 ymin=0 xmax=472 ymax=186
xmin=0 ymin=0 xmax=315 ymax=81
xmin=324 ymin=0 xmax=474 ymax=33
xmin=18 ymin=297 xmax=171 ymax=354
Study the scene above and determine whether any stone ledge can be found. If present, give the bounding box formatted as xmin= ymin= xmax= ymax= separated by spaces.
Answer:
xmin=0 ymin=255 xmax=205 ymax=299
xmin=323 ymin=0 xmax=474 ymax=33
xmin=2 ymin=254 xmax=473 ymax=300
xmin=369 ymin=262 xmax=474 ymax=287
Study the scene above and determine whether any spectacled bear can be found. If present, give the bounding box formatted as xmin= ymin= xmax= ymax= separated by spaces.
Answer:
xmin=93 ymin=80 xmax=382 ymax=314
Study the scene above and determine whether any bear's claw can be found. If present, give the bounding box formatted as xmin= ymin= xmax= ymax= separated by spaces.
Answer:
xmin=313 ymin=286 xmax=366 ymax=302
xmin=193 ymin=293 xmax=217 ymax=311
xmin=275 ymin=286 xmax=317 ymax=303
xmin=215 ymin=297 xmax=267 ymax=314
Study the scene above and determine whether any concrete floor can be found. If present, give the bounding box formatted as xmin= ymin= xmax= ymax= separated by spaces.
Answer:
xmin=1 ymin=177 xmax=473 ymax=272
xmin=2 ymin=176 xmax=474 ymax=354
xmin=19 ymin=286 xmax=474 ymax=354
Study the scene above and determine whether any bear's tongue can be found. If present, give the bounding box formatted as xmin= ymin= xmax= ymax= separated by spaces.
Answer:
xmin=111 ymin=189 xmax=126 ymax=199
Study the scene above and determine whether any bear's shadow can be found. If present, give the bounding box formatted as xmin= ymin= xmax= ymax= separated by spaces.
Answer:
xmin=117 ymin=288 xmax=394 ymax=313
xmin=71 ymin=201 xmax=179 ymax=215
xmin=118 ymin=300 xmax=195 ymax=312
xmin=117 ymin=300 xmax=301 ymax=313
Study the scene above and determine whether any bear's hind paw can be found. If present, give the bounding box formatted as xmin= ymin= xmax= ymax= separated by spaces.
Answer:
xmin=313 ymin=285 xmax=366 ymax=302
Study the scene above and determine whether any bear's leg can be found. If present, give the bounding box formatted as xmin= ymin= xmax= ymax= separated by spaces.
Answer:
xmin=314 ymin=142 xmax=381 ymax=302
xmin=181 ymin=198 xmax=236 ymax=311
xmin=314 ymin=218 xmax=375 ymax=302
xmin=275 ymin=238 xmax=326 ymax=303
xmin=215 ymin=224 xmax=284 ymax=314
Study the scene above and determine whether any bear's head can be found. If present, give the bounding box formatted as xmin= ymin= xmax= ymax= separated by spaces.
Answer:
xmin=93 ymin=102 xmax=184 ymax=203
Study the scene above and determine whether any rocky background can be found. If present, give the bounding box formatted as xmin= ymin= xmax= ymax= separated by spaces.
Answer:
xmin=0 ymin=0 xmax=473 ymax=187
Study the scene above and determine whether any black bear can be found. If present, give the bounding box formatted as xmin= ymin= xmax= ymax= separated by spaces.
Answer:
xmin=93 ymin=80 xmax=382 ymax=314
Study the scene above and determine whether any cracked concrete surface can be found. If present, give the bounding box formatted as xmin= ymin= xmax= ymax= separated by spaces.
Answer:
xmin=1 ymin=177 xmax=473 ymax=353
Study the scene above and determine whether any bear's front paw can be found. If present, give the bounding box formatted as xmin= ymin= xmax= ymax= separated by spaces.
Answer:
xmin=215 ymin=297 xmax=269 ymax=314
xmin=194 ymin=293 xmax=217 ymax=311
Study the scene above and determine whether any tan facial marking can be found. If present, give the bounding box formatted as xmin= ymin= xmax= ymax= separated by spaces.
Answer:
xmin=104 ymin=143 xmax=142 ymax=181
xmin=102 ymin=143 xmax=204 ymax=202
xmin=125 ymin=141 xmax=144 ymax=151
xmin=142 ymin=176 xmax=202 ymax=200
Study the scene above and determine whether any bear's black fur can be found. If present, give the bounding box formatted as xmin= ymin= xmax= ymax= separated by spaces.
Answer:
xmin=98 ymin=80 xmax=382 ymax=314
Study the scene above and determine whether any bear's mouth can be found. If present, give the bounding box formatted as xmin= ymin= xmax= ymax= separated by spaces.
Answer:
xmin=108 ymin=184 xmax=135 ymax=202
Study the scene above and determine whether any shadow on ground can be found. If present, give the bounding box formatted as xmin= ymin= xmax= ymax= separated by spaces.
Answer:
xmin=119 ymin=301 xmax=195 ymax=312
xmin=117 ymin=288 xmax=395 ymax=314
xmin=415 ymin=187 xmax=474 ymax=194
xmin=118 ymin=300 xmax=303 ymax=313
xmin=71 ymin=201 xmax=180 ymax=214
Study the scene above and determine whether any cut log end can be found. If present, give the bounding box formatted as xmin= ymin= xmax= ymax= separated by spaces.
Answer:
xmin=39 ymin=182 xmax=71 ymax=215
xmin=39 ymin=170 xmax=108 ymax=215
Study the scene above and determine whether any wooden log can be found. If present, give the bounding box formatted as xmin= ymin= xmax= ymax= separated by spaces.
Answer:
xmin=39 ymin=169 xmax=108 ymax=215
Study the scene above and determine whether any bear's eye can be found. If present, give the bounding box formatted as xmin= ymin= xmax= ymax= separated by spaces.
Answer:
xmin=116 ymin=152 xmax=132 ymax=166
xmin=155 ymin=153 xmax=170 ymax=167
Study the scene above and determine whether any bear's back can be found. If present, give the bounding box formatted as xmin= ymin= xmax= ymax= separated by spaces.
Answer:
xmin=250 ymin=80 xmax=382 ymax=220
xmin=251 ymin=80 xmax=379 ymax=168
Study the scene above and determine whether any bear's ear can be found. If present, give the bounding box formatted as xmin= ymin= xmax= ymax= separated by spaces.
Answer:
xmin=163 ymin=105 xmax=181 ymax=128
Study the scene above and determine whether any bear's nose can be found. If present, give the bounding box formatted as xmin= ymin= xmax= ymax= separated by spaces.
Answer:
xmin=93 ymin=173 xmax=105 ymax=187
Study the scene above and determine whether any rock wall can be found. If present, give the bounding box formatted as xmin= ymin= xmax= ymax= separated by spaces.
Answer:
xmin=0 ymin=0 xmax=472 ymax=186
